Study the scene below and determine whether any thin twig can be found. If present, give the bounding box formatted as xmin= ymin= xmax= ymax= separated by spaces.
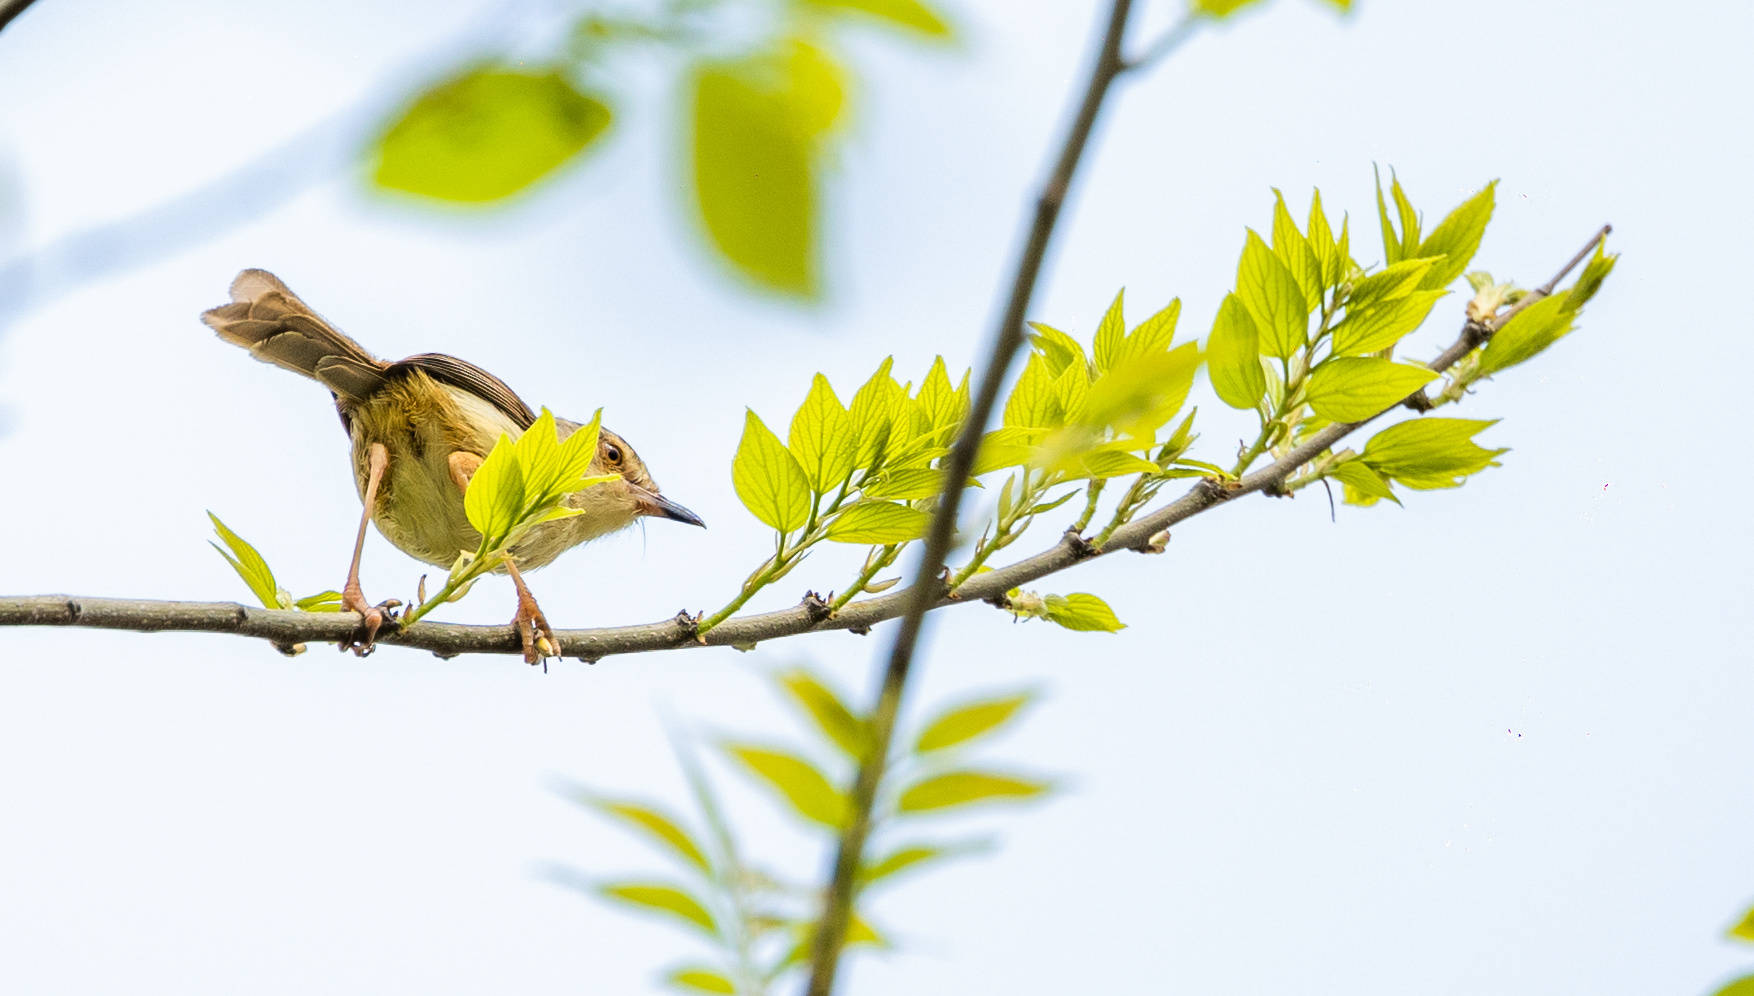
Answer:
xmin=0 ymin=0 xmax=41 ymax=34
xmin=802 ymin=5 xmax=1140 ymax=993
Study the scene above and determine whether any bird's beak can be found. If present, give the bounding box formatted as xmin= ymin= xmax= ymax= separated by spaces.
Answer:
xmin=633 ymin=486 xmax=706 ymax=528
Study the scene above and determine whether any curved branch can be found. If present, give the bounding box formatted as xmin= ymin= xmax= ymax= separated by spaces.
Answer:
xmin=0 ymin=0 xmax=42 ymax=34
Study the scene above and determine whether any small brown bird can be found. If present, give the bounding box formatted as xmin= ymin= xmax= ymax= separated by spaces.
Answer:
xmin=203 ymin=269 xmax=703 ymax=662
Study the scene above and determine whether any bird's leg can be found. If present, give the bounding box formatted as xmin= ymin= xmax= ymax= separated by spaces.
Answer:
xmin=503 ymin=557 xmax=558 ymax=666
xmin=340 ymin=442 xmax=400 ymax=655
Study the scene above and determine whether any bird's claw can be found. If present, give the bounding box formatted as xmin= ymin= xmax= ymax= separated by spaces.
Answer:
xmin=511 ymin=591 xmax=558 ymax=668
xmin=339 ymin=589 xmax=402 ymax=657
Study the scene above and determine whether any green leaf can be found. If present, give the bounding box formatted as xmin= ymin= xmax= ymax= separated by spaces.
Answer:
xmin=1092 ymin=288 xmax=1127 ymax=375
xmin=849 ymin=357 xmax=905 ymax=471
xmin=1002 ymin=353 xmax=1064 ymax=430
xmin=1235 ymin=229 xmax=1309 ymax=359
xmin=914 ymin=691 xmax=1034 ymax=753
xmin=1307 ymin=190 xmax=1341 ymax=289
xmin=1563 ymin=241 xmax=1617 ymax=312
xmin=778 ymin=670 xmax=869 ymax=760
xmin=796 ymin=0 xmax=953 ymax=36
xmin=690 ymin=57 xmax=819 ymax=295
xmin=1042 ymin=592 xmax=1126 ymax=632
xmin=1361 ymin=418 xmax=1506 ymax=488
xmin=896 ymin=770 xmax=1052 ymax=813
xmin=1416 ymin=181 xmax=1496 ymax=290
xmin=1207 ymin=293 xmax=1267 ymax=410
xmin=1304 ymin=358 xmax=1438 ymax=423
xmin=1081 ymin=343 xmax=1201 ymax=439
xmin=915 ymin=356 xmax=966 ymax=433
xmin=373 ymin=67 xmax=610 ymax=203
xmin=1077 ymin=450 xmax=1162 ymax=480
xmin=1272 ymin=190 xmax=1323 ymax=312
xmin=599 ymin=882 xmax=718 ymax=936
xmin=972 ymin=427 xmax=1041 ymax=475
xmin=1330 ymin=290 xmax=1445 ymax=357
xmin=724 ymin=744 xmax=845 ymax=827
xmin=1710 ymin=977 xmax=1754 ymax=996
xmin=1114 ymin=298 xmax=1182 ymax=367
xmin=788 ymin=374 xmax=856 ymax=495
xmin=863 ymin=467 xmax=952 ymax=500
xmin=732 ymin=410 xmax=812 ymax=533
xmin=860 ymin=839 xmax=992 ymax=887
xmin=1374 ymin=165 xmax=1422 ymax=265
xmin=1329 ymin=459 xmax=1400 ymax=506
xmin=1193 ymin=0 xmax=1265 ymax=16
xmin=665 ymin=966 xmax=736 ymax=994
xmin=825 ymin=500 xmax=931 ymax=544
xmin=463 ymin=433 xmax=524 ymax=544
xmin=1028 ymin=322 xmax=1089 ymax=378
xmin=207 ymin=512 xmax=282 ymax=609
xmin=585 ymin=798 xmax=712 ymax=874
xmin=1478 ymin=293 xmax=1576 ymax=375
xmin=294 ymin=590 xmax=343 ymax=612
xmin=1729 ymin=904 xmax=1754 ymax=943
xmin=1347 ymin=257 xmax=1438 ymax=311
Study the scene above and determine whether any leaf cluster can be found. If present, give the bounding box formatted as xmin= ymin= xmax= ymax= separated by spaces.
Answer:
xmin=560 ymin=667 xmax=1050 ymax=995
xmin=368 ymin=0 xmax=953 ymax=297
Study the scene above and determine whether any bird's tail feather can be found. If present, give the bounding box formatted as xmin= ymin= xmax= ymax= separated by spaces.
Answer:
xmin=202 ymin=269 xmax=387 ymax=403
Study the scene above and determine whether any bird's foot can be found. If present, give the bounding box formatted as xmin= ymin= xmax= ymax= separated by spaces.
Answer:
xmin=511 ymin=585 xmax=558 ymax=667
xmin=339 ymin=584 xmax=402 ymax=657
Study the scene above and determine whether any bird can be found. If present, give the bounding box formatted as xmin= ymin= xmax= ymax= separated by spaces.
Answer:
xmin=202 ymin=269 xmax=704 ymax=663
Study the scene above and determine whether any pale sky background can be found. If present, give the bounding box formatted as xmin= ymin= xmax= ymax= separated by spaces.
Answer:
xmin=1 ymin=0 xmax=1750 ymax=993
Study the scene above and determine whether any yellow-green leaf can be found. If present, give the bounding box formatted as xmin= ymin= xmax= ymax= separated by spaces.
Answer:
xmin=1710 ymin=978 xmax=1754 ymax=996
xmin=1361 ymin=417 xmax=1506 ymax=488
xmin=863 ymin=467 xmax=952 ymax=500
xmin=1330 ymin=289 xmax=1445 ymax=357
xmin=972 ymin=427 xmax=1041 ymax=475
xmin=732 ymin=410 xmax=811 ymax=533
xmin=789 ymin=374 xmax=856 ymax=495
xmin=1194 ymin=0 xmax=1265 ymax=17
xmin=914 ymin=691 xmax=1034 ymax=753
xmin=1347 ymin=257 xmax=1438 ymax=312
xmin=1272 ymin=189 xmax=1322 ymax=312
xmin=463 ymin=433 xmax=523 ymax=543
xmin=1207 ymin=293 xmax=1266 ymax=410
xmin=1042 ymin=592 xmax=1126 ymax=632
xmin=724 ymin=744 xmax=846 ymax=827
xmin=1304 ymin=358 xmax=1437 ymax=423
xmin=1002 ymin=353 xmax=1063 ymax=430
xmin=915 ymin=356 xmax=966 ymax=433
xmin=897 ymin=771 xmax=1052 ymax=813
xmin=1329 ymin=459 xmax=1400 ymax=506
xmin=778 ymin=670 xmax=869 ymax=759
xmin=665 ymin=966 xmax=736 ymax=994
xmin=207 ymin=512 xmax=282 ymax=609
xmin=1076 ymin=450 xmax=1161 ymax=480
xmin=1028 ymin=322 xmax=1089 ymax=378
xmin=599 ymin=882 xmax=718 ymax=935
xmin=1729 ymin=905 xmax=1754 ymax=943
xmin=1092 ymin=288 xmax=1127 ymax=375
xmin=586 ymin=798 xmax=711 ymax=874
xmin=1478 ymin=293 xmax=1576 ymax=375
xmin=826 ymin=500 xmax=930 ymax=544
xmin=1236 ymin=229 xmax=1309 ymax=359
xmin=796 ymin=0 xmax=952 ymax=36
xmin=690 ymin=58 xmax=817 ymax=295
xmin=1307 ymin=190 xmax=1341 ymax=288
xmin=860 ymin=840 xmax=990 ymax=886
xmin=1416 ymin=181 xmax=1496 ymax=290
xmin=1114 ymin=298 xmax=1182 ymax=367
xmin=373 ymin=67 xmax=610 ymax=203
xmin=849 ymin=357 xmax=904 ymax=470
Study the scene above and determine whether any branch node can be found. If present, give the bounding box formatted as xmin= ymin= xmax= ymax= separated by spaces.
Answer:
xmin=430 ymin=648 xmax=461 ymax=661
xmin=1132 ymin=529 xmax=1170 ymax=554
xmin=273 ymin=641 xmax=306 ymax=657
xmin=1062 ymin=528 xmax=1098 ymax=560
xmin=1263 ymin=479 xmax=1293 ymax=498
xmin=982 ymin=592 xmax=1013 ymax=610
xmin=847 ymin=625 xmax=871 ymax=636
xmin=64 ymin=598 xmax=82 ymax=623
xmin=800 ymin=591 xmax=832 ymax=623
xmin=672 ymin=610 xmax=701 ymax=643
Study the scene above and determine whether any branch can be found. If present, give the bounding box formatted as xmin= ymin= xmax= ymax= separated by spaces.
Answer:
xmin=0 ymin=224 xmax=1609 ymax=662
xmin=803 ymin=4 xmax=1141 ymax=994
xmin=0 ymin=0 xmax=41 ymax=34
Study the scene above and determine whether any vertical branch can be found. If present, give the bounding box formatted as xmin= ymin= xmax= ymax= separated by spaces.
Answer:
xmin=803 ymin=3 xmax=1142 ymax=993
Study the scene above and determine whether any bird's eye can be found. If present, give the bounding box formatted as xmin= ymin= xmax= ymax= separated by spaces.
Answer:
xmin=604 ymin=444 xmax=623 ymax=464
